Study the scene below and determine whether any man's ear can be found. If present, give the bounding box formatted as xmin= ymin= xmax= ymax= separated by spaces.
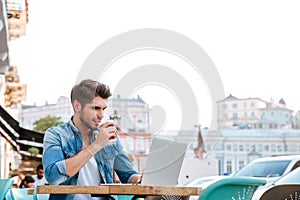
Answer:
xmin=73 ymin=100 xmax=81 ymax=113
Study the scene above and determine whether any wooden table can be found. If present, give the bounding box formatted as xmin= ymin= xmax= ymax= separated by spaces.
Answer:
xmin=36 ymin=185 xmax=201 ymax=197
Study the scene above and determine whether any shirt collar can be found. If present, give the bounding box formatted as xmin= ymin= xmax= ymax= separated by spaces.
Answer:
xmin=68 ymin=116 xmax=80 ymax=134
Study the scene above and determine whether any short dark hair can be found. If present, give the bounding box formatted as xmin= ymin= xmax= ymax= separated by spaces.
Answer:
xmin=24 ymin=175 xmax=35 ymax=183
xmin=71 ymin=79 xmax=112 ymax=107
xmin=37 ymin=164 xmax=43 ymax=171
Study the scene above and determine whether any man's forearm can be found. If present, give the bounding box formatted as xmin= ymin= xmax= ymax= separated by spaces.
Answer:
xmin=66 ymin=143 xmax=102 ymax=177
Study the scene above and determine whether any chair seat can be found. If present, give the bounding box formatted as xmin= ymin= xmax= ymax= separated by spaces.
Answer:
xmin=259 ymin=184 xmax=300 ymax=200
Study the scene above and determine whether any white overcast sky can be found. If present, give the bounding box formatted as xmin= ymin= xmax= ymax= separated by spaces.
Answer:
xmin=8 ymin=0 xmax=300 ymax=129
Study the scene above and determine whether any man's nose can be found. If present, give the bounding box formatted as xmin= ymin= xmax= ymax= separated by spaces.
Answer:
xmin=97 ymin=110 xmax=104 ymax=119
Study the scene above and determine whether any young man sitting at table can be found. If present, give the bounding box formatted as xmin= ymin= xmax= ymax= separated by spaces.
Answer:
xmin=42 ymin=79 xmax=142 ymax=200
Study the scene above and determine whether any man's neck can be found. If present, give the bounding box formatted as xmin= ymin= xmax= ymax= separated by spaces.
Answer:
xmin=72 ymin=116 xmax=91 ymax=136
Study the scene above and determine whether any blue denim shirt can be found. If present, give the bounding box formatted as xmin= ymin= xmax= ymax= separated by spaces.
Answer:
xmin=42 ymin=118 xmax=137 ymax=200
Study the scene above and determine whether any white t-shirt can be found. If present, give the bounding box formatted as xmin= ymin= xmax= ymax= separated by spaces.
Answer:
xmin=32 ymin=174 xmax=48 ymax=187
xmin=74 ymin=157 xmax=102 ymax=200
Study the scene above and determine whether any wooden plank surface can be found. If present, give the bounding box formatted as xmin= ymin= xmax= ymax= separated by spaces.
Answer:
xmin=37 ymin=185 xmax=201 ymax=196
xmin=37 ymin=185 xmax=110 ymax=194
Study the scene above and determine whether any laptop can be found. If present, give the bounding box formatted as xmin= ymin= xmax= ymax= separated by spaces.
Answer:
xmin=141 ymin=137 xmax=188 ymax=186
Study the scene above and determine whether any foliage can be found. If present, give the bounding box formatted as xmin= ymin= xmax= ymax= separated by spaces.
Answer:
xmin=28 ymin=147 xmax=39 ymax=156
xmin=33 ymin=116 xmax=63 ymax=132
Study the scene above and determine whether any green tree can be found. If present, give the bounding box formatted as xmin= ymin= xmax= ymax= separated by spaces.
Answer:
xmin=33 ymin=116 xmax=63 ymax=132
xmin=28 ymin=147 xmax=39 ymax=156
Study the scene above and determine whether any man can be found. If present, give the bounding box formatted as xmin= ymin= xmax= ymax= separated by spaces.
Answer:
xmin=43 ymin=79 xmax=141 ymax=200
xmin=32 ymin=164 xmax=48 ymax=187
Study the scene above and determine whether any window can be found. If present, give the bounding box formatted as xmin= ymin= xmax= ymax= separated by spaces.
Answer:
xmin=251 ymin=102 xmax=255 ymax=107
xmin=232 ymin=103 xmax=238 ymax=108
xmin=239 ymin=144 xmax=244 ymax=151
xmin=277 ymin=145 xmax=282 ymax=152
xmin=226 ymin=144 xmax=231 ymax=151
xmin=238 ymin=160 xmax=245 ymax=170
xmin=291 ymin=161 xmax=300 ymax=171
xmin=226 ymin=161 xmax=232 ymax=174
xmin=232 ymin=113 xmax=238 ymax=119
xmin=271 ymin=144 xmax=276 ymax=152
xmin=234 ymin=160 xmax=290 ymax=177
xmin=264 ymin=145 xmax=269 ymax=152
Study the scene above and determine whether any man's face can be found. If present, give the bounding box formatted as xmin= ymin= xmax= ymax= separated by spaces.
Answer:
xmin=37 ymin=169 xmax=44 ymax=179
xmin=79 ymin=96 xmax=108 ymax=130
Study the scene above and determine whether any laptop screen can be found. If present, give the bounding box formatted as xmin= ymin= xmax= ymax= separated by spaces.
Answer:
xmin=141 ymin=137 xmax=188 ymax=186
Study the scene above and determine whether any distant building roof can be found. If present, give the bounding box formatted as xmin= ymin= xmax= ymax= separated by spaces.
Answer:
xmin=217 ymin=94 xmax=268 ymax=103
xmin=279 ymin=98 xmax=286 ymax=105
xmin=110 ymin=95 xmax=147 ymax=104
xmin=224 ymin=94 xmax=238 ymax=101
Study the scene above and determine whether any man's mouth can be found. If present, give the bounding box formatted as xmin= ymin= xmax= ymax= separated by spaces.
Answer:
xmin=94 ymin=119 xmax=102 ymax=126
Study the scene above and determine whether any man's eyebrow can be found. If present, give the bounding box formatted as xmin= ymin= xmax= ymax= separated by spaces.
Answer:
xmin=93 ymin=105 xmax=107 ymax=109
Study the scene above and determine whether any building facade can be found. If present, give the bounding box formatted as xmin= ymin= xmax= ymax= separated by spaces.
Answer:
xmin=18 ymin=96 xmax=73 ymax=130
xmin=203 ymin=129 xmax=300 ymax=175
xmin=17 ymin=95 xmax=150 ymax=133
xmin=106 ymin=95 xmax=150 ymax=133
xmin=217 ymin=94 xmax=294 ymax=129
xmin=157 ymin=128 xmax=300 ymax=176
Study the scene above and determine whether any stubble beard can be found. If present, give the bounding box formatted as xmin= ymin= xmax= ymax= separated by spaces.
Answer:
xmin=79 ymin=113 xmax=98 ymax=131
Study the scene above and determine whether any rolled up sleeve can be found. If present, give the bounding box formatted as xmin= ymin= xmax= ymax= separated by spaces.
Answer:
xmin=114 ymin=153 xmax=138 ymax=183
xmin=43 ymin=129 xmax=69 ymax=185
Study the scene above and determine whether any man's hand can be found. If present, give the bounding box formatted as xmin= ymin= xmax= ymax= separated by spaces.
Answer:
xmin=129 ymin=170 xmax=144 ymax=184
xmin=96 ymin=120 xmax=118 ymax=147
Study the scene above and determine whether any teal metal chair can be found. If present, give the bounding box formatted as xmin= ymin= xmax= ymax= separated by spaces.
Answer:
xmin=0 ymin=179 xmax=14 ymax=200
xmin=5 ymin=188 xmax=49 ymax=200
xmin=259 ymin=184 xmax=300 ymax=200
xmin=5 ymin=188 xmax=34 ymax=200
xmin=33 ymin=189 xmax=49 ymax=200
xmin=198 ymin=177 xmax=266 ymax=200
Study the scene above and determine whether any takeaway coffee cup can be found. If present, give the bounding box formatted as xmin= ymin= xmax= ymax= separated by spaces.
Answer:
xmin=99 ymin=119 xmax=117 ymax=145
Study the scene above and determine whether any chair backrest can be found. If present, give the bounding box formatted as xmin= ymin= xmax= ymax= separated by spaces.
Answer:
xmin=5 ymin=188 xmax=49 ymax=200
xmin=6 ymin=188 xmax=49 ymax=200
xmin=259 ymin=184 xmax=300 ymax=200
xmin=0 ymin=179 xmax=14 ymax=200
xmin=5 ymin=188 xmax=34 ymax=200
xmin=198 ymin=177 xmax=266 ymax=200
